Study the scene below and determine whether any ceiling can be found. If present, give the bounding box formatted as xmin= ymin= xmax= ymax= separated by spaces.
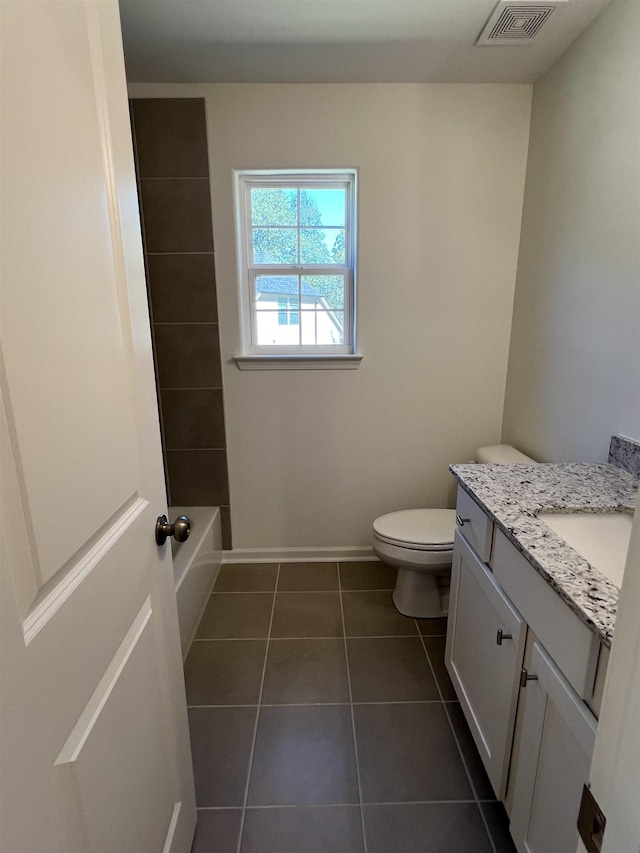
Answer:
xmin=119 ymin=0 xmax=611 ymax=84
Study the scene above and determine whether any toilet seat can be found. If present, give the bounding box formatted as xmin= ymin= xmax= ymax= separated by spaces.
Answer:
xmin=373 ymin=509 xmax=456 ymax=552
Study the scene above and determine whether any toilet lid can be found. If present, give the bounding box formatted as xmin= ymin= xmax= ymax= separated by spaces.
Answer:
xmin=373 ymin=509 xmax=456 ymax=549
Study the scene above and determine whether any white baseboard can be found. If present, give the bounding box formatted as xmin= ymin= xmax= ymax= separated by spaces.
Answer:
xmin=222 ymin=545 xmax=376 ymax=564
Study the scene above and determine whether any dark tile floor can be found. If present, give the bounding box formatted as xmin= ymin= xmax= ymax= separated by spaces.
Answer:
xmin=187 ymin=561 xmax=516 ymax=853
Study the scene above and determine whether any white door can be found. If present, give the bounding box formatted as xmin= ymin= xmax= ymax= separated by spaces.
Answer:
xmin=0 ymin=2 xmax=196 ymax=851
xmin=445 ymin=531 xmax=527 ymax=798
xmin=510 ymin=642 xmax=596 ymax=853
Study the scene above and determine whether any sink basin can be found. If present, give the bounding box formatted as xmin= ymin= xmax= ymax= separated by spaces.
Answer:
xmin=538 ymin=512 xmax=633 ymax=588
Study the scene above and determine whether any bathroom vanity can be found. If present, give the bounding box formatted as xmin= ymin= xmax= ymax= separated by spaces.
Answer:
xmin=445 ymin=463 xmax=637 ymax=853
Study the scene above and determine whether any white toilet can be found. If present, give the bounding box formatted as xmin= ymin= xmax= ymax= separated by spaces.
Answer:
xmin=372 ymin=444 xmax=535 ymax=618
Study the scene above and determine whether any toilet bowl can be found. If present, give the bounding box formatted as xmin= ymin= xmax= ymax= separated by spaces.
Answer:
xmin=372 ymin=509 xmax=456 ymax=618
xmin=372 ymin=444 xmax=535 ymax=619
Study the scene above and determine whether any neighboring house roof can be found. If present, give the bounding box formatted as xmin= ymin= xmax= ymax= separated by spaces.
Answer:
xmin=256 ymin=276 xmax=322 ymax=298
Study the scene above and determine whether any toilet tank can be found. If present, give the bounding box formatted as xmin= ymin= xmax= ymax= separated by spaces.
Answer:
xmin=475 ymin=444 xmax=535 ymax=464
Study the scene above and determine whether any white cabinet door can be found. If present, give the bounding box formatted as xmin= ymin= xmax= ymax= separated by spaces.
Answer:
xmin=446 ymin=531 xmax=527 ymax=798
xmin=510 ymin=642 xmax=597 ymax=853
xmin=0 ymin=3 xmax=196 ymax=851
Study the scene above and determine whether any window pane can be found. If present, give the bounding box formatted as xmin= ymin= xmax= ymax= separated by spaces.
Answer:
xmin=252 ymin=228 xmax=297 ymax=264
xmin=251 ymin=188 xmax=297 ymax=226
xmin=256 ymin=311 xmax=301 ymax=345
xmin=300 ymin=309 xmax=344 ymax=346
xmin=301 ymin=275 xmax=345 ymax=312
xmin=255 ymin=275 xmax=300 ymax=305
xmin=300 ymin=189 xmax=346 ymax=226
xmin=300 ymin=229 xmax=344 ymax=264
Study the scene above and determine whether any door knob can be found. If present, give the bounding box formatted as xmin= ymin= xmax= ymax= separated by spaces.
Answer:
xmin=155 ymin=514 xmax=191 ymax=546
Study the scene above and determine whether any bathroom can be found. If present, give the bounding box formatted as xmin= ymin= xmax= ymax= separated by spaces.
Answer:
xmin=126 ymin=0 xmax=639 ymax=847
xmin=0 ymin=1 xmax=638 ymax=852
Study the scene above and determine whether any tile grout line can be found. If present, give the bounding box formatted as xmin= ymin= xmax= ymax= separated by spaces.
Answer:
xmin=338 ymin=565 xmax=369 ymax=853
xmin=187 ymin=699 xmax=457 ymax=709
xmin=235 ymin=563 xmax=281 ymax=853
xmin=204 ymin=588 xmax=396 ymax=595
xmin=193 ymin=634 xmax=425 ymax=641
xmin=198 ymin=796 xmax=494 ymax=812
xmin=415 ymin=621 xmax=499 ymax=853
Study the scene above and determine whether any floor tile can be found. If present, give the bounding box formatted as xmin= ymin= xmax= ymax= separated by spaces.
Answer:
xmin=188 ymin=707 xmax=257 ymax=806
xmin=271 ymin=592 xmax=343 ymax=638
xmin=342 ymin=591 xmax=417 ymax=637
xmin=191 ymin=809 xmax=242 ymax=853
xmin=447 ymin=703 xmax=496 ymax=800
xmin=241 ymin=806 xmax=364 ymax=853
xmin=417 ymin=616 xmax=449 ymax=636
xmin=247 ymin=705 xmax=359 ymax=805
xmin=364 ymin=803 xmax=493 ymax=853
xmin=278 ymin=562 xmax=339 ymax=591
xmin=354 ymin=703 xmax=472 ymax=803
xmin=214 ymin=563 xmax=278 ymax=592
xmin=184 ymin=640 xmax=266 ymax=706
xmin=481 ymin=802 xmax=518 ymax=853
xmin=347 ymin=637 xmax=439 ymax=702
xmin=262 ymin=639 xmax=349 ymax=704
xmin=339 ymin=560 xmax=397 ymax=590
xmin=196 ymin=593 xmax=273 ymax=639
xmin=422 ymin=634 xmax=457 ymax=700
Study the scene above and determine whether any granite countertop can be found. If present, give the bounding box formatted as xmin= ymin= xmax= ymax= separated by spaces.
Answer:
xmin=450 ymin=462 xmax=638 ymax=647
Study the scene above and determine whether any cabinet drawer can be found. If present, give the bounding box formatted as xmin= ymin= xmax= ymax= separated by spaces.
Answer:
xmin=455 ymin=487 xmax=493 ymax=562
xmin=492 ymin=529 xmax=600 ymax=699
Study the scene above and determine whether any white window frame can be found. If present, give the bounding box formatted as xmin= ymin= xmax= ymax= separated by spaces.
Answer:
xmin=234 ymin=170 xmax=361 ymax=370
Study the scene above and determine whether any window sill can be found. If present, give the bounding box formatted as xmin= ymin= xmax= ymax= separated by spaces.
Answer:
xmin=234 ymin=354 xmax=363 ymax=371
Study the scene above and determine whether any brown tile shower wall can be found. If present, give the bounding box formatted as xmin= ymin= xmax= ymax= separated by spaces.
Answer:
xmin=129 ymin=98 xmax=232 ymax=548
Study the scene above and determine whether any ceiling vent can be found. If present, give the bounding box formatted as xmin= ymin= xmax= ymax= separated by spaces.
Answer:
xmin=477 ymin=0 xmax=567 ymax=45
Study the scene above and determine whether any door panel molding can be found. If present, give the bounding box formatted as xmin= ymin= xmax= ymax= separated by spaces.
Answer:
xmin=23 ymin=496 xmax=147 ymax=645
xmin=55 ymin=598 xmax=152 ymax=765
xmin=52 ymin=598 xmax=177 ymax=852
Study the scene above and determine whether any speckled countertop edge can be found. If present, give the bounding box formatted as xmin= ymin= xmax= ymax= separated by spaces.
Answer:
xmin=450 ymin=463 xmax=638 ymax=647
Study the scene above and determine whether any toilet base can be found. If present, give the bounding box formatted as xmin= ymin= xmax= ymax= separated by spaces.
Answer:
xmin=392 ymin=568 xmax=448 ymax=619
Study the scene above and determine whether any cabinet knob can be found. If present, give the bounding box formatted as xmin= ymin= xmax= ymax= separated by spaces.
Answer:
xmin=496 ymin=628 xmax=513 ymax=645
xmin=520 ymin=667 xmax=539 ymax=688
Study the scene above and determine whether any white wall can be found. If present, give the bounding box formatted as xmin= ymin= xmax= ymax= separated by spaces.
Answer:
xmin=129 ymin=83 xmax=531 ymax=549
xmin=502 ymin=0 xmax=640 ymax=464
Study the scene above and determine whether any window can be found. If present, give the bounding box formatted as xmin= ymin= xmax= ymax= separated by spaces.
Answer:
xmin=277 ymin=298 xmax=299 ymax=326
xmin=235 ymin=172 xmax=360 ymax=369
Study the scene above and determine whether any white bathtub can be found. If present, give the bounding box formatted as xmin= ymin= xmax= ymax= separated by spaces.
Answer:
xmin=170 ymin=506 xmax=222 ymax=659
